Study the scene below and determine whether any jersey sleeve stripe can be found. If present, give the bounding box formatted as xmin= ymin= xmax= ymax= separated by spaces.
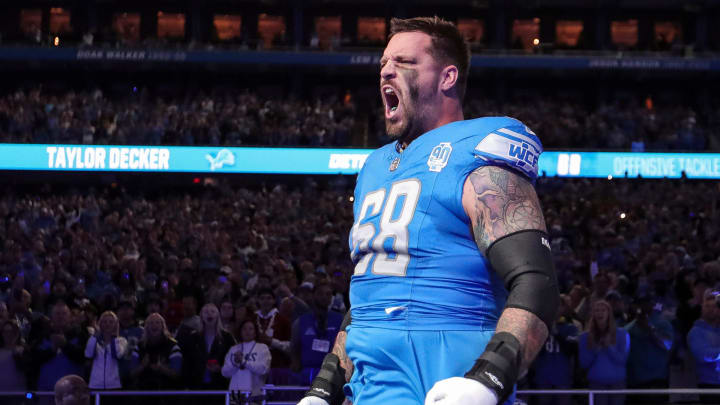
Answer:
xmin=495 ymin=127 xmax=543 ymax=154
xmin=473 ymin=132 xmax=540 ymax=179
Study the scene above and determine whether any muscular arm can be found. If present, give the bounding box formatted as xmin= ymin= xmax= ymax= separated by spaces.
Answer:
xmin=331 ymin=331 xmax=354 ymax=382
xmin=463 ymin=166 xmax=546 ymax=253
xmin=462 ymin=165 xmax=550 ymax=374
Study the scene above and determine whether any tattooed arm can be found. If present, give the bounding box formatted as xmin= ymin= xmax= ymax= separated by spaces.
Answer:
xmin=461 ymin=165 xmax=550 ymax=374
xmin=332 ymin=331 xmax=354 ymax=382
xmin=336 ymin=333 xmax=354 ymax=405
xmin=298 ymin=327 xmax=354 ymax=405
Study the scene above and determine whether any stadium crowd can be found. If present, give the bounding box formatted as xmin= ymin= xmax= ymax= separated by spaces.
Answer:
xmin=0 ymin=88 xmax=357 ymax=148
xmin=0 ymin=176 xmax=719 ymax=404
xmin=0 ymin=87 xmax=715 ymax=151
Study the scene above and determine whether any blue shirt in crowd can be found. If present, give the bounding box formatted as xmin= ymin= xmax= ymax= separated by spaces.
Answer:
xmin=625 ymin=314 xmax=674 ymax=386
xmin=687 ymin=318 xmax=720 ymax=385
xmin=533 ymin=321 xmax=579 ymax=387
xmin=578 ymin=328 xmax=631 ymax=385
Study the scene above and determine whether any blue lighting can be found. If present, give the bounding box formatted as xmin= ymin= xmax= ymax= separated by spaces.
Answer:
xmin=0 ymin=144 xmax=719 ymax=179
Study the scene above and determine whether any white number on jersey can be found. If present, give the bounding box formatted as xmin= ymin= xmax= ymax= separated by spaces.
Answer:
xmin=350 ymin=179 xmax=421 ymax=277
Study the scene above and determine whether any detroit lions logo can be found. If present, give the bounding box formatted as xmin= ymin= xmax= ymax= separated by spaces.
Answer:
xmin=427 ymin=142 xmax=452 ymax=172
xmin=205 ymin=148 xmax=235 ymax=171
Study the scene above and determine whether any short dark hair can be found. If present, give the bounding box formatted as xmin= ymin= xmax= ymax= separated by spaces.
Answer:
xmin=389 ymin=16 xmax=471 ymax=101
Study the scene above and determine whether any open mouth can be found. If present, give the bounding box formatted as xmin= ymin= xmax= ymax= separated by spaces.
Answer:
xmin=382 ymin=85 xmax=400 ymax=119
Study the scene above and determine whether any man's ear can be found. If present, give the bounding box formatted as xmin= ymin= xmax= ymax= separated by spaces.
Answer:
xmin=439 ymin=65 xmax=459 ymax=94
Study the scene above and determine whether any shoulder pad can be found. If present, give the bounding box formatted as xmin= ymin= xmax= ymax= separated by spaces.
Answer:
xmin=472 ymin=122 xmax=542 ymax=180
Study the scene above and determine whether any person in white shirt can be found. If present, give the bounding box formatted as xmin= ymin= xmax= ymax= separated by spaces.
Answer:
xmin=85 ymin=311 xmax=128 ymax=389
xmin=222 ymin=319 xmax=271 ymax=404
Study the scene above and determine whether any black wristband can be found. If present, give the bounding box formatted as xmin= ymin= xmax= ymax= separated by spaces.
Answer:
xmin=464 ymin=332 xmax=522 ymax=404
xmin=304 ymin=353 xmax=346 ymax=405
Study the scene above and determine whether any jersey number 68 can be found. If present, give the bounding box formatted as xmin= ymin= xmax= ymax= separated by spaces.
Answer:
xmin=350 ymin=179 xmax=421 ymax=277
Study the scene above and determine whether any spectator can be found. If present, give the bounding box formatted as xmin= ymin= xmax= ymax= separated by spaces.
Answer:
xmin=606 ymin=291 xmax=630 ymax=327
xmin=219 ymin=299 xmax=235 ymax=331
xmin=254 ymin=289 xmax=291 ymax=370
xmin=10 ymin=289 xmax=35 ymax=340
xmin=117 ymin=300 xmax=143 ymax=349
xmin=31 ymin=300 xmax=87 ymax=391
xmin=232 ymin=301 xmax=252 ymax=337
xmin=677 ymin=278 xmax=709 ymax=340
xmin=578 ymin=300 xmax=631 ymax=405
xmin=290 ymin=281 xmax=343 ymax=385
xmin=625 ymin=296 xmax=674 ymax=404
xmin=179 ymin=303 xmax=235 ymax=389
xmin=531 ymin=295 xmax=580 ymax=405
xmin=84 ymin=311 xmax=127 ymax=389
xmin=292 ymin=282 xmax=314 ymax=320
xmin=222 ymin=319 xmax=271 ymax=404
xmin=0 ymin=319 xmax=29 ymax=393
xmin=175 ymin=295 xmax=202 ymax=335
xmin=329 ymin=269 xmax=349 ymax=314
xmin=687 ymin=289 xmax=720 ymax=404
xmin=277 ymin=281 xmax=310 ymax=322
xmin=130 ymin=313 xmax=182 ymax=390
xmin=576 ymin=273 xmax=614 ymax=322
xmin=54 ymin=375 xmax=90 ymax=405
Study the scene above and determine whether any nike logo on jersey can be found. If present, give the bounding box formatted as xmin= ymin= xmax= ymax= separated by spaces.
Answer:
xmin=385 ymin=306 xmax=407 ymax=314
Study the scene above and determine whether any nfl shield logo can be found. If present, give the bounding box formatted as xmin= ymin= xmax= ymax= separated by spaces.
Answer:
xmin=389 ymin=157 xmax=400 ymax=171
xmin=427 ymin=142 xmax=452 ymax=172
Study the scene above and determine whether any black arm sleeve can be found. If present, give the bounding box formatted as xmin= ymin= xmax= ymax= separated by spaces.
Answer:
xmin=486 ymin=229 xmax=560 ymax=331
xmin=465 ymin=230 xmax=560 ymax=403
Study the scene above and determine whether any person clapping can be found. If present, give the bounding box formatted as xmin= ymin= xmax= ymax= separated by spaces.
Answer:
xmin=85 ymin=311 xmax=127 ymax=389
xmin=222 ymin=320 xmax=271 ymax=404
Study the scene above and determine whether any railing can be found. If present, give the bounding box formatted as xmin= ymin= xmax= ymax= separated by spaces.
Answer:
xmin=3 ymin=387 xmax=720 ymax=405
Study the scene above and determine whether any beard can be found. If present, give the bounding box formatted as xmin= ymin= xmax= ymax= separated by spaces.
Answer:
xmin=385 ymin=73 xmax=421 ymax=141
xmin=385 ymin=103 xmax=413 ymax=141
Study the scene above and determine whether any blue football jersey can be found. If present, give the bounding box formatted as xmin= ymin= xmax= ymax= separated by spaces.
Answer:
xmin=348 ymin=117 xmax=542 ymax=330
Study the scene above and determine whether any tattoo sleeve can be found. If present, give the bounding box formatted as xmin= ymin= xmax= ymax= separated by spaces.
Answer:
xmin=331 ymin=331 xmax=354 ymax=382
xmin=495 ymin=308 xmax=548 ymax=374
xmin=462 ymin=166 xmax=550 ymax=374
xmin=463 ymin=166 xmax=546 ymax=253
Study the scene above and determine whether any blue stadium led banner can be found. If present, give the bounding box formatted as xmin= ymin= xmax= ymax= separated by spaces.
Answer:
xmin=1 ymin=144 xmax=720 ymax=178
xmin=0 ymin=144 xmax=374 ymax=175
xmin=540 ymin=152 xmax=720 ymax=178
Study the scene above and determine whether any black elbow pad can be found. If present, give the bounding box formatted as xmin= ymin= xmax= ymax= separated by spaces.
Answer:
xmin=487 ymin=230 xmax=560 ymax=331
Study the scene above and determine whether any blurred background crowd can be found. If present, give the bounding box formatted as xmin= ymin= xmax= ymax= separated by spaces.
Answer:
xmin=0 ymin=86 xmax=714 ymax=151
xmin=0 ymin=88 xmax=358 ymax=148
xmin=0 ymin=177 xmax=719 ymax=404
